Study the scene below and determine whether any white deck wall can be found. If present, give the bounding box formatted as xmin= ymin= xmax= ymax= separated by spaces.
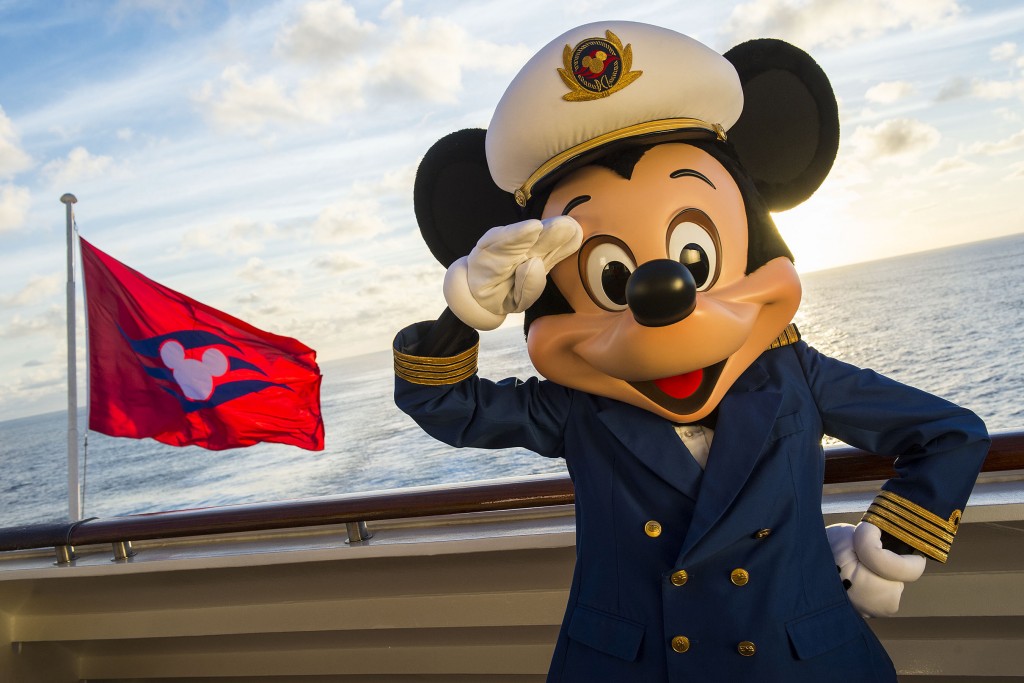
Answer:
xmin=1 ymin=474 xmax=1022 ymax=682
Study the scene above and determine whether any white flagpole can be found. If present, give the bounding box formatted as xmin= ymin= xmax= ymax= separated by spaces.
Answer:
xmin=61 ymin=193 xmax=81 ymax=521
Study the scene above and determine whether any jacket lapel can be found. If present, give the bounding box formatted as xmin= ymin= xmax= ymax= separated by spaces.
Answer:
xmin=678 ymin=361 xmax=781 ymax=560
xmin=598 ymin=401 xmax=703 ymax=501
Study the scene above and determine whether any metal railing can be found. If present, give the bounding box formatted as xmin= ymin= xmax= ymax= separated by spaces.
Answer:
xmin=2 ymin=430 xmax=1021 ymax=565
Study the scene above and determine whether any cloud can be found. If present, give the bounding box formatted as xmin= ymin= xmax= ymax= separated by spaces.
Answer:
xmin=227 ymin=256 xmax=336 ymax=336
xmin=936 ymin=69 xmax=1023 ymax=104
xmin=725 ymin=0 xmax=962 ymax=49
xmin=354 ymin=261 xmax=446 ymax=319
xmin=196 ymin=66 xmax=307 ymax=130
xmin=850 ymin=118 xmax=940 ymax=163
xmin=990 ymin=42 xmax=1018 ymax=63
xmin=969 ymin=78 xmax=1024 ymax=100
xmin=349 ymin=163 xmax=415 ymax=198
xmin=275 ymin=0 xmax=377 ymax=62
xmin=968 ymin=129 xmax=1024 ymax=156
xmin=182 ymin=218 xmax=279 ymax=255
xmin=197 ymin=3 xmax=420 ymax=131
xmin=196 ymin=62 xmax=369 ymax=131
xmin=312 ymin=251 xmax=365 ymax=273
xmin=292 ymin=65 xmax=369 ymax=118
xmin=42 ymin=147 xmax=115 ymax=188
xmin=196 ymin=2 xmax=527 ymax=132
xmin=865 ymin=81 xmax=915 ymax=104
xmin=369 ymin=12 xmax=509 ymax=104
xmin=112 ymin=0 xmax=203 ymax=27
xmin=228 ymin=257 xmax=309 ymax=327
xmin=312 ymin=197 xmax=388 ymax=244
xmin=233 ymin=257 xmax=310 ymax=319
xmin=0 ymin=274 xmax=61 ymax=308
xmin=936 ymin=77 xmax=972 ymax=102
xmin=916 ymin=129 xmax=1024 ymax=181
xmin=0 ymin=346 xmax=66 ymax=418
xmin=928 ymin=156 xmax=981 ymax=175
xmin=291 ymin=259 xmax=446 ymax=358
xmin=232 ymin=291 xmax=288 ymax=319
xmin=237 ymin=256 xmax=293 ymax=285
xmin=0 ymin=184 xmax=30 ymax=233
xmin=995 ymin=106 xmax=1021 ymax=123
xmin=0 ymin=106 xmax=32 ymax=179
xmin=0 ymin=307 xmax=64 ymax=340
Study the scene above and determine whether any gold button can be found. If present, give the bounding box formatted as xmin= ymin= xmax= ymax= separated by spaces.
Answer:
xmin=670 ymin=570 xmax=689 ymax=586
xmin=671 ymin=635 xmax=690 ymax=653
xmin=754 ymin=528 xmax=771 ymax=539
xmin=738 ymin=641 xmax=756 ymax=656
xmin=644 ymin=520 xmax=662 ymax=538
xmin=730 ymin=568 xmax=750 ymax=586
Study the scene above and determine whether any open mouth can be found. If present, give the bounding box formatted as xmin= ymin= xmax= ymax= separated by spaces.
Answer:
xmin=628 ymin=359 xmax=727 ymax=416
xmin=654 ymin=369 xmax=704 ymax=399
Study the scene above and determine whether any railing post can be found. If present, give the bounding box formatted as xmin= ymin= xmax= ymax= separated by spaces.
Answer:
xmin=54 ymin=545 xmax=76 ymax=565
xmin=111 ymin=541 xmax=135 ymax=561
xmin=345 ymin=521 xmax=372 ymax=544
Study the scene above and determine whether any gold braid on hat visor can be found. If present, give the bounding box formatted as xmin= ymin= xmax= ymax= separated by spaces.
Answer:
xmin=513 ymin=118 xmax=728 ymax=207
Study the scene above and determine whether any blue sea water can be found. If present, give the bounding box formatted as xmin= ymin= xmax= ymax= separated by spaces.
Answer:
xmin=2 ymin=233 xmax=1022 ymax=527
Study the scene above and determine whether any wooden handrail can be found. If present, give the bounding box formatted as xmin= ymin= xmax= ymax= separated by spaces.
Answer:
xmin=1 ymin=430 xmax=1021 ymax=555
xmin=822 ymin=430 xmax=1024 ymax=483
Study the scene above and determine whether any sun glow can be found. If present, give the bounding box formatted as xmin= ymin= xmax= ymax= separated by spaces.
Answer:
xmin=772 ymin=186 xmax=863 ymax=274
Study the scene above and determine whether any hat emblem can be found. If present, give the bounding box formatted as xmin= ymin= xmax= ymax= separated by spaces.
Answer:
xmin=559 ymin=30 xmax=642 ymax=102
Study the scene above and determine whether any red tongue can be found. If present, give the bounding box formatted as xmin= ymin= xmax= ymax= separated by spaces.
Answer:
xmin=654 ymin=369 xmax=704 ymax=399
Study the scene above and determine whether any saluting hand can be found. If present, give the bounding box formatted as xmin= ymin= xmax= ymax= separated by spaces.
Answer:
xmin=443 ymin=216 xmax=583 ymax=330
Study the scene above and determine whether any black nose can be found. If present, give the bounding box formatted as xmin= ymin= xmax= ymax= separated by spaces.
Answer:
xmin=625 ymin=259 xmax=697 ymax=327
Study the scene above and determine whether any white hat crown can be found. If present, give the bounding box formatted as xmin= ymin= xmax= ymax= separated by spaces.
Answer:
xmin=485 ymin=21 xmax=743 ymax=205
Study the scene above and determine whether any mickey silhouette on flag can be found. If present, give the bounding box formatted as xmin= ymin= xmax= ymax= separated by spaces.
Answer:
xmin=80 ymin=237 xmax=324 ymax=451
xmin=160 ymin=341 xmax=228 ymax=401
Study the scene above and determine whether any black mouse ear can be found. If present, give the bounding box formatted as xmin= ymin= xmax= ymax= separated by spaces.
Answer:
xmin=413 ymin=128 xmax=523 ymax=267
xmin=724 ymin=39 xmax=839 ymax=212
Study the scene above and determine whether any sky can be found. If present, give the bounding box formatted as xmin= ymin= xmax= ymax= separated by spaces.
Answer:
xmin=0 ymin=0 xmax=1022 ymax=422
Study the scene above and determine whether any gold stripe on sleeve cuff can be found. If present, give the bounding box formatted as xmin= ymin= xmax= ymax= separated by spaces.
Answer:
xmin=862 ymin=491 xmax=963 ymax=563
xmin=394 ymin=343 xmax=479 ymax=386
xmin=767 ymin=323 xmax=801 ymax=350
xmin=870 ymin=497 xmax=955 ymax=544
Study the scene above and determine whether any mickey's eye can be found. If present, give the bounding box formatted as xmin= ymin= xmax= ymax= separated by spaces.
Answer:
xmin=667 ymin=212 xmax=720 ymax=291
xmin=578 ymin=236 xmax=637 ymax=311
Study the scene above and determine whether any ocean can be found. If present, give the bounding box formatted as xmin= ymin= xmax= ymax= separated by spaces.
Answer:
xmin=2 ymin=233 xmax=1022 ymax=527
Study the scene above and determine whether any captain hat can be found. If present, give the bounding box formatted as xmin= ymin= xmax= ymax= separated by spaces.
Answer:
xmin=486 ymin=21 xmax=743 ymax=207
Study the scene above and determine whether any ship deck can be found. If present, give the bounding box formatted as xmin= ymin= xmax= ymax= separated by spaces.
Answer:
xmin=1 ymin=432 xmax=1022 ymax=682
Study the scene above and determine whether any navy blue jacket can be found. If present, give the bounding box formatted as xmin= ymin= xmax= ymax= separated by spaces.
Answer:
xmin=395 ymin=336 xmax=989 ymax=682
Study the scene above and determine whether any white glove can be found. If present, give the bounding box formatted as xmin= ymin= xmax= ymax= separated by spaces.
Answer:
xmin=443 ymin=216 xmax=583 ymax=330
xmin=853 ymin=519 xmax=927 ymax=582
xmin=827 ymin=522 xmax=926 ymax=618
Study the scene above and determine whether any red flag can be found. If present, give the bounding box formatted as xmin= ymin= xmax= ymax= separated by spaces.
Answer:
xmin=80 ymin=237 xmax=324 ymax=451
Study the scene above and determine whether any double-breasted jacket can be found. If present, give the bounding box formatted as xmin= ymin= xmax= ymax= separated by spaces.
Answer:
xmin=394 ymin=326 xmax=989 ymax=683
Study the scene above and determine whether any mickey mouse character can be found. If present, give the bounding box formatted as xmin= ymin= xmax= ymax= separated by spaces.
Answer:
xmin=393 ymin=22 xmax=989 ymax=682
